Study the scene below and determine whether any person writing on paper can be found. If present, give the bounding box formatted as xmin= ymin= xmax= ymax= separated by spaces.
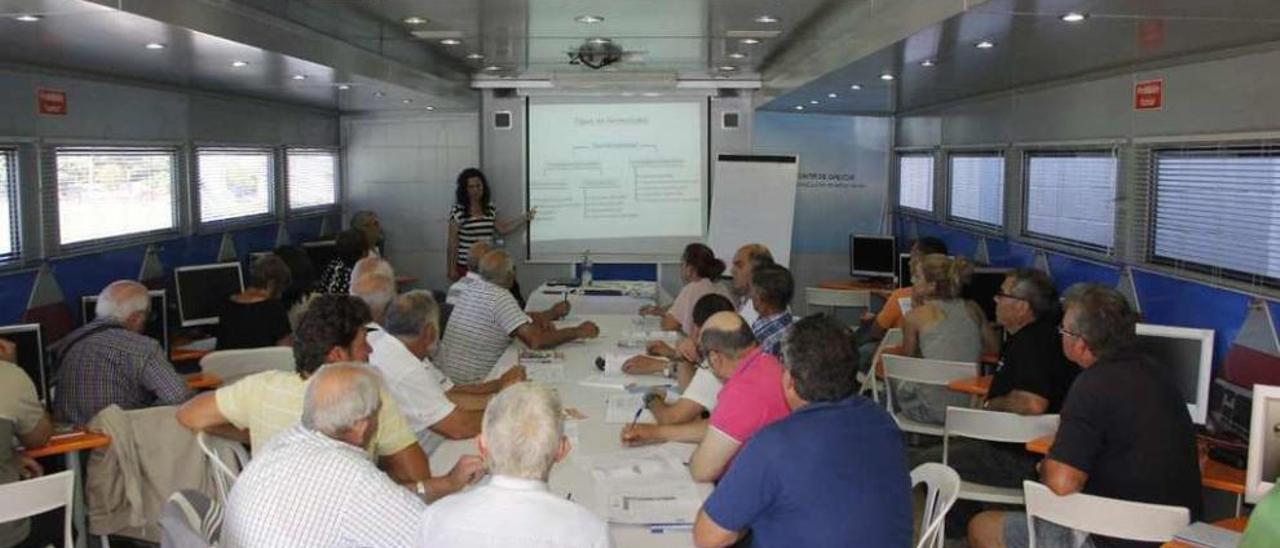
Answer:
xmin=968 ymin=284 xmax=1202 ymax=548
xmin=438 ymin=249 xmax=597 ymax=383
xmin=693 ymin=315 xmax=912 ymax=548
xmin=856 ymin=237 xmax=949 ymax=373
xmin=419 ymin=382 xmax=612 ymax=547
xmin=639 ymin=243 xmax=733 ymax=335
xmin=0 ymin=337 xmax=54 ymax=548
xmin=624 ymin=294 xmax=736 ymax=426
xmin=447 ymin=168 xmax=536 ymax=282
xmin=622 ymin=312 xmax=789 ymax=482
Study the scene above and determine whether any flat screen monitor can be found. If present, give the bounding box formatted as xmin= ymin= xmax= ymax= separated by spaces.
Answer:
xmin=1248 ymin=384 xmax=1280 ymax=504
xmin=962 ymin=267 xmax=1011 ymax=323
xmin=302 ymin=240 xmax=336 ymax=270
xmin=175 ymin=262 xmax=245 ymax=327
xmin=1133 ymin=323 xmax=1214 ymax=426
xmin=897 ymin=253 xmax=913 ymax=288
xmin=850 ymin=235 xmax=896 ymax=278
xmin=0 ymin=323 xmax=46 ymax=404
xmin=81 ymin=290 xmax=169 ymax=352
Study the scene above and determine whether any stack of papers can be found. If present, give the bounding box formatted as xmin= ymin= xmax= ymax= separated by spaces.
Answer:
xmin=582 ymin=445 xmax=702 ymax=525
xmin=605 ymin=394 xmax=656 ymax=424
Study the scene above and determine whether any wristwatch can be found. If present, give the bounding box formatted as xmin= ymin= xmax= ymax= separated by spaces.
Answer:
xmin=415 ymin=480 xmax=429 ymax=499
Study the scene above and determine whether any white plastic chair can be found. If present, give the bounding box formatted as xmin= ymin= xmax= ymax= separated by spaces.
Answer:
xmin=805 ymin=287 xmax=870 ymax=317
xmin=198 ymin=346 xmax=294 ymax=385
xmin=881 ymin=354 xmax=978 ymax=436
xmin=911 ymin=463 xmax=961 ymax=548
xmin=196 ymin=431 xmax=251 ymax=504
xmin=0 ymin=470 xmax=75 ymax=548
xmin=858 ymin=327 xmax=903 ymax=402
xmin=943 ymin=407 xmax=1059 ymax=504
xmin=159 ymin=490 xmax=222 ymax=548
xmin=1023 ymin=481 xmax=1190 ymax=547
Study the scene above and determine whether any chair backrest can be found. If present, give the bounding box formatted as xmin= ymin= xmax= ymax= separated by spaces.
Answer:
xmin=911 ymin=463 xmax=961 ymax=548
xmin=198 ymin=346 xmax=294 ymax=385
xmin=882 ymin=354 xmax=976 ymax=414
xmin=0 ymin=470 xmax=74 ymax=548
xmin=160 ymin=490 xmax=222 ymax=548
xmin=196 ymin=431 xmax=250 ymax=503
xmin=863 ymin=328 xmax=905 ymax=402
xmin=1023 ymin=481 xmax=1190 ymax=546
xmin=945 ymin=408 xmax=1060 ymax=446
xmin=805 ymin=287 xmax=869 ymax=308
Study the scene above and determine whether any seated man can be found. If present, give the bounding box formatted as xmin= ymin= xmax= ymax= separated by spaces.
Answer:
xmin=857 ymin=237 xmax=948 ymax=373
xmin=53 ymin=280 xmax=192 ymax=425
xmin=623 ymin=294 xmax=736 ymax=425
xmin=349 ymin=268 xmax=396 ymax=326
xmin=729 ymin=243 xmax=774 ymax=326
xmin=693 ymin=315 xmax=912 ymax=548
xmin=445 ymin=241 xmax=492 ymax=305
xmin=622 ymin=312 xmax=790 ymax=482
xmin=177 ymin=295 xmax=478 ymax=496
xmin=0 ymin=338 xmax=53 ymax=548
xmin=748 ymin=263 xmax=795 ymax=357
xmin=969 ymin=284 xmax=1203 ymax=548
xmin=419 ymin=382 xmax=611 ymax=547
xmin=222 ymin=363 xmax=483 ymax=547
xmin=438 ymin=249 xmax=598 ymax=383
xmin=370 ymin=290 xmax=525 ymax=452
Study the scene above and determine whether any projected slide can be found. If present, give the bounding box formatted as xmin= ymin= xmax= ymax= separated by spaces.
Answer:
xmin=528 ymin=102 xmax=705 ymax=259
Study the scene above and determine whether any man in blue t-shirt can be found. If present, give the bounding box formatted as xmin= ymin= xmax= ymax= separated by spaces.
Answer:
xmin=693 ymin=315 xmax=913 ymax=548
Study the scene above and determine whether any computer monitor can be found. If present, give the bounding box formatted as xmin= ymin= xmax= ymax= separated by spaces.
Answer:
xmin=1247 ymin=384 xmax=1280 ymax=504
xmin=0 ymin=323 xmax=46 ymax=404
xmin=81 ymin=290 xmax=169 ymax=353
xmin=849 ymin=235 xmax=896 ymax=279
xmin=962 ymin=267 xmax=1012 ymax=323
xmin=174 ymin=262 xmax=245 ymax=327
xmin=1133 ymin=323 xmax=1215 ymax=426
xmin=897 ymin=253 xmax=913 ymax=288
xmin=302 ymin=240 xmax=336 ymax=270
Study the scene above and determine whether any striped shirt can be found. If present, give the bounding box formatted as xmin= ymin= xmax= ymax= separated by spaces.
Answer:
xmin=52 ymin=319 xmax=193 ymax=425
xmin=450 ymin=204 xmax=497 ymax=267
xmin=437 ymin=279 xmax=530 ymax=383
xmin=222 ymin=425 xmax=426 ymax=548
xmin=752 ymin=311 xmax=794 ymax=357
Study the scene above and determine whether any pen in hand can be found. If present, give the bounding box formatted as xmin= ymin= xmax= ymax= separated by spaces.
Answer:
xmin=628 ymin=406 xmax=644 ymax=431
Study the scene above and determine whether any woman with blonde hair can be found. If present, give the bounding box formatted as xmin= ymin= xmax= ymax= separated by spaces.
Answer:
xmin=894 ymin=254 xmax=997 ymax=424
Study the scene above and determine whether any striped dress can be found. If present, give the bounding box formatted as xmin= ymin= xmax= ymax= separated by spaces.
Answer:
xmin=451 ymin=204 xmax=497 ymax=268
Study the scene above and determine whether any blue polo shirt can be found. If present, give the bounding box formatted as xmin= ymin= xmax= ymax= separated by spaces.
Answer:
xmin=702 ymin=395 xmax=912 ymax=548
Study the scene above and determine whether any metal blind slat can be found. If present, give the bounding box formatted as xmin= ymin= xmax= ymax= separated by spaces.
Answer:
xmin=287 ymin=149 xmax=337 ymax=210
xmin=0 ymin=150 xmax=14 ymax=257
xmin=1024 ymin=153 xmax=1117 ymax=248
xmin=898 ymin=154 xmax=934 ymax=211
xmin=53 ymin=147 xmax=177 ymax=246
xmin=949 ymin=154 xmax=1004 ymax=226
xmin=195 ymin=148 xmax=273 ymax=224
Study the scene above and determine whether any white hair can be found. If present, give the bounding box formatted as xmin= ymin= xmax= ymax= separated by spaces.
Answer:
xmin=349 ymin=273 xmax=396 ymax=322
xmin=384 ymin=290 xmax=440 ymax=339
xmin=351 ymin=257 xmax=394 ymax=283
xmin=478 ymin=249 xmax=515 ymax=286
xmin=95 ymin=281 xmax=150 ymax=322
xmin=482 ymin=382 xmax=563 ymax=480
xmin=302 ymin=363 xmax=382 ymax=438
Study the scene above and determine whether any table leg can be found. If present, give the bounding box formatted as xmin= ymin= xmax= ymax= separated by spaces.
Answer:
xmin=68 ymin=450 xmax=87 ymax=548
xmin=1235 ymin=493 xmax=1243 ymax=518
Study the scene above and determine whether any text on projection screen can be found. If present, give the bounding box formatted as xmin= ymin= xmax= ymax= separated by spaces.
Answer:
xmin=527 ymin=102 xmax=705 ymax=254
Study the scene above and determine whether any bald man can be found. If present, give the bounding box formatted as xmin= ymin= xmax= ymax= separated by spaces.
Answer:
xmin=622 ymin=312 xmax=790 ymax=482
xmin=53 ymin=280 xmax=192 ymax=424
xmin=446 ymin=241 xmax=492 ymax=305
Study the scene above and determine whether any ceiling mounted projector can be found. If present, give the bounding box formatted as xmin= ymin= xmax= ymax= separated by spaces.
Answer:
xmin=569 ymin=38 xmax=624 ymax=69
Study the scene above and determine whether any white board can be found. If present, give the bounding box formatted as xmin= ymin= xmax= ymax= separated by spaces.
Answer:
xmin=708 ymin=154 xmax=799 ymax=266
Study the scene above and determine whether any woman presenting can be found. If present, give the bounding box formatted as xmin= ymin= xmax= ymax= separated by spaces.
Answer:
xmin=447 ymin=168 xmax=536 ymax=281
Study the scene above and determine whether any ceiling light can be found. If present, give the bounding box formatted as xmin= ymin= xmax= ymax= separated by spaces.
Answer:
xmin=336 ymin=84 xmax=351 ymax=91
xmin=575 ymin=15 xmax=604 ymax=24
xmin=921 ymin=59 xmax=935 ymax=67
xmin=727 ymin=52 xmax=746 ymax=60
xmin=794 ymin=105 xmax=804 ymax=111
xmin=587 ymin=37 xmax=611 ymax=45
xmin=849 ymin=84 xmax=862 ymax=90
xmin=809 ymin=100 xmax=819 ymax=105
xmin=1060 ymin=12 xmax=1088 ymax=23
xmin=231 ymin=60 xmax=249 ymax=68
xmin=483 ymin=65 xmax=503 ymax=71
xmin=403 ymin=16 xmax=428 ymax=25
xmin=439 ymin=38 xmax=462 ymax=46
xmin=14 ymin=15 xmax=42 ymax=22
xmin=466 ymin=53 xmax=485 ymax=60
xmin=402 ymin=99 xmax=413 ymax=104
xmin=291 ymin=74 xmax=307 ymax=81
xmin=739 ymin=38 xmax=761 ymax=45
xmin=144 ymin=43 xmax=166 ymax=50
xmin=718 ymin=66 xmax=737 ymax=72
xmin=374 ymin=91 xmax=386 ymax=97
xmin=827 ymin=93 xmax=838 ymax=98
xmin=879 ymin=73 xmax=895 ymax=81
xmin=642 ymin=92 xmax=663 ymax=97
xmin=425 ymin=106 xmax=436 ymax=111
xmin=975 ymin=40 xmax=995 ymax=49
xmin=754 ymin=15 xmax=779 ymax=24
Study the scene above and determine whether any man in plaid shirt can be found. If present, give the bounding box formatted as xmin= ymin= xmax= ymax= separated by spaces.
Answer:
xmin=749 ymin=264 xmax=795 ymax=357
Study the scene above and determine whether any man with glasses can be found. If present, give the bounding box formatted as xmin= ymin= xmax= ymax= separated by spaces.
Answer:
xmin=969 ymin=284 xmax=1202 ymax=548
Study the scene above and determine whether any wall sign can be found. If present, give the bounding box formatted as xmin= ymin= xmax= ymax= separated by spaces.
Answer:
xmin=1134 ymin=79 xmax=1164 ymax=111
xmin=38 ymin=88 xmax=68 ymax=116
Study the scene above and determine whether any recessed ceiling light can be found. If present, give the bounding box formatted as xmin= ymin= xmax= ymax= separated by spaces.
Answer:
xmin=336 ymin=84 xmax=351 ymax=91
xmin=14 ymin=15 xmax=42 ymax=22
xmin=975 ymin=40 xmax=995 ymax=49
xmin=849 ymin=84 xmax=862 ymax=90
xmin=642 ymin=92 xmax=663 ymax=97
xmin=575 ymin=15 xmax=604 ymax=24
xmin=739 ymin=38 xmax=761 ymax=45
xmin=374 ymin=91 xmax=386 ymax=97
xmin=727 ymin=52 xmax=747 ymax=60
xmin=144 ymin=42 xmax=166 ymax=50
xmin=291 ymin=74 xmax=307 ymax=81
xmin=754 ymin=15 xmax=780 ymax=24
xmin=1060 ymin=12 xmax=1088 ymax=23
xmin=403 ymin=16 xmax=428 ymax=25
xmin=402 ymin=99 xmax=413 ymax=104
xmin=879 ymin=73 xmax=895 ymax=81
xmin=794 ymin=105 xmax=804 ymax=111
xmin=921 ymin=59 xmax=935 ymax=67
xmin=425 ymin=105 xmax=436 ymax=111
xmin=483 ymin=65 xmax=503 ymax=71
xmin=466 ymin=52 xmax=485 ymax=60
xmin=231 ymin=60 xmax=249 ymax=68
xmin=809 ymin=100 xmax=819 ymax=105
xmin=439 ymin=38 xmax=462 ymax=46
xmin=587 ymin=37 xmax=611 ymax=45
xmin=827 ymin=93 xmax=838 ymax=98
xmin=718 ymin=65 xmax=737 ymax=72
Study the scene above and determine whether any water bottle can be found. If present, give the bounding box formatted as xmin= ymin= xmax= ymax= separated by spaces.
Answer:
xmin=581 ymin=250 xmax=593 ymax=287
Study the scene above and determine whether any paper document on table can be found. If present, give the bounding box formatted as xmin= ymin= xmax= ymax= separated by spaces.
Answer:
xmin=578 ymin=373 xmax=674 ymax=390
xmin=525 ymin=363 xmax=566 ymax=383
xmin=583 ymin=445 xmax=702 ymax=525
xmin=605 ymin=394 xmax=656 ymax=424
xmin=519 ymin=350 xmax=565 ymax=364
xmin=604 ymin=482 xmax=702 ymax=525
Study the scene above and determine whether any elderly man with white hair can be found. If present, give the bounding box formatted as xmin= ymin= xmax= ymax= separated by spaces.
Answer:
xmin=52 ymin=280 xmax=192 ymax=424
xmin=223 ymin=363 xmax=477 ymax=547
xmin=419 ymin=382 xmax=612 ymax=547
xmin=445 ymin=240 xmax=492 ymax=305
xmin=350 ymin=270 xmax=397 ymax=326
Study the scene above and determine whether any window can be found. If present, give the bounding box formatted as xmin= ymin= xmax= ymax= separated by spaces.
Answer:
xmin=1152 ymin=148 xmax=1280 ymax=284
xmin=898 ymin=154 xmax=934 ymax=212
xmin=948 ymin=153 xmax=1005 ymax=226
xmin=55 ymin=148 xmax=176 ymax=245
xmin=196 ymin=148 xmax=273 ymax=224
xmin=0 ymin=150 xmax=15 ymax=257
xmin=1024 ymin=152 xmax=1117 ymax=249
xmin=287 ymin=149 xmax=338 ymax=210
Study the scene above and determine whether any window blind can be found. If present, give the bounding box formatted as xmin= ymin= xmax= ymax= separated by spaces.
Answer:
xmin=1024 ymin=152 xmax=1117 ymax=249
xmin=196 ymin=148 xmax=273 ymax=224
xmin=0 ymin=150 xmax=15 ymax=257
xmin=287 ymin=149 xmax=338 ymax=210
xmin=949 ymin=153 xmax=1005 ymax=226
xmin=54 ymin=147 xmax=177 ymax=245
xmin=898 ymin=154 xmax=934 ymax=212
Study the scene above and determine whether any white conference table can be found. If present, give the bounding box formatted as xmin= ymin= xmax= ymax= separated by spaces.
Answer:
xmin=428 ymin=314 xmax=711 ymax=548
xmin=525 ymin=281 xmax=670 ymax=316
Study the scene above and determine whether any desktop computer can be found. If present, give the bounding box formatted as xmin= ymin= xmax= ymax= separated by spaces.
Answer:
xmin=849 ymin=235 xmax=896 ymax=280
xmin=0 ymin=323 xmax=46 ymax=404
xmin=81 ymin=289 xmax=169 ymax=353
xmin=174 ymin=262 xmax=245 ymax=327
xmin=962 ymin=267 xmax=1011 ymax=323
xmin=1133 ymin=323 xmax=1215 ymax=426
xmin=302 ymin=240 xmax=337 ymax=270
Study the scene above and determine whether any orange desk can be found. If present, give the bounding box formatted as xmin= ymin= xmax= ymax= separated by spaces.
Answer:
xmin=1161 ymin=517 xmax=1248 ymax=548
xmin=171 ymin=347 xmax=211 ymax=363
xmin=818 ymin=279 xmax=895 ymax=291
xmin=948 ymin=375 xmax=993 ymax=397
xmin=186 ymin=372 xmax=222 ymax=390
xmin=24 ymin=430 xmax=110 ymax=548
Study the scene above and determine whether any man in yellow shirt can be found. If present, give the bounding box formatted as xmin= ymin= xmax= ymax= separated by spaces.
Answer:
xmin=178 ymin=295 xmax=483 ymax=498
